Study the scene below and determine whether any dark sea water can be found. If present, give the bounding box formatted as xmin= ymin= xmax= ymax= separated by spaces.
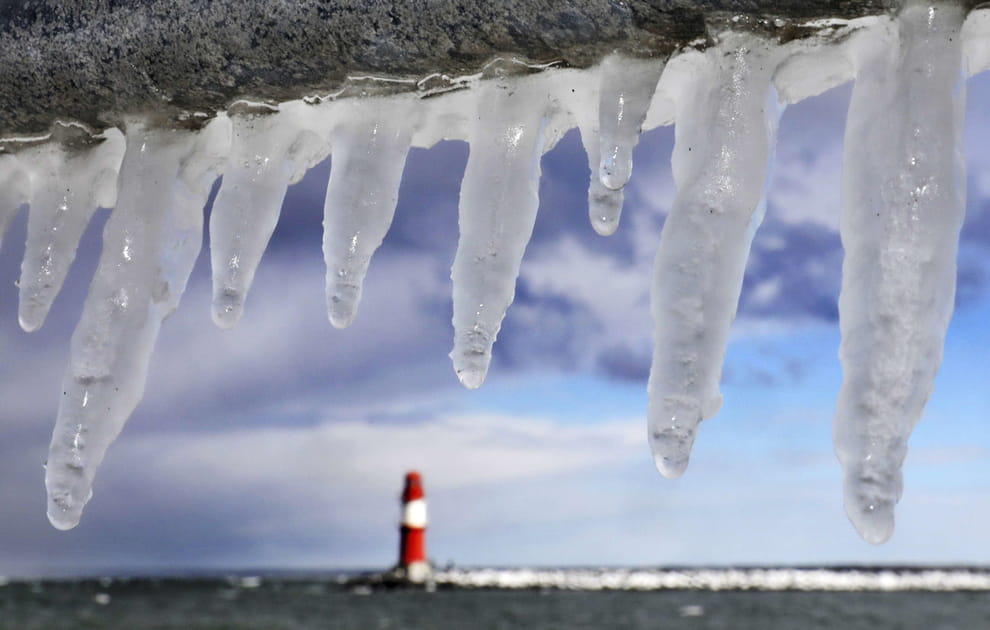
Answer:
xmin=2 ymin=577 xmax=990 ymax=630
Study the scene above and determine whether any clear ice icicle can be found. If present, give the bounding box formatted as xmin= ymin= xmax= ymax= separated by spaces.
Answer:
xmin=575 ymin=87 xmax=621 ymax=236
xmin=450 ymin=80 xmax=548 ymax=388
xmin=582 ymin=55 xmax=664 ymax=236
xmin=598 ymin=55 xmax=665 ymax=192
xmin=210 ymin=111 xmax=323 ymax=328
xmin=45 ymin=119 xmax=231 ymax=529
xmin=833 ymin=2 xmax=966 ymax=544
xmin=323 ymin=107 xmax=413 ymax=328
xmin=648 ymin=34 xmax=782 ymax=478
xmin=18 ymin=129 xmax=125 ymax=332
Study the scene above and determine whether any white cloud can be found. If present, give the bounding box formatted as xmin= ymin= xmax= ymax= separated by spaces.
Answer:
xmin=117 ymin=412 xmax=643 ymax=505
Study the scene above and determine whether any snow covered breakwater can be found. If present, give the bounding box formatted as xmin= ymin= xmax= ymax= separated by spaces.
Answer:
xmin=432 ymin=567 xmax=990 ymax=591
xmin=0 ymin=1 xmax=988 ymax=542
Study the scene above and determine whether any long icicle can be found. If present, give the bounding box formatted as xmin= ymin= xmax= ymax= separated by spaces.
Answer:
xmin=209 ymin=111 xmax=323 ymax=328
xmin=834 ymin=1 xmax=966 ymax=544
xmin=450 ymin=79 xmax=548 ymax=388
xmin=18 ymin=129 xmax=125 ymax=332
xmin=323 ymin=103 xmax=414 ymax=329
xmin=45 ymin=119 xmax=231 ymax=530
xmin=648 ymin=34 xmax=783 ymax=478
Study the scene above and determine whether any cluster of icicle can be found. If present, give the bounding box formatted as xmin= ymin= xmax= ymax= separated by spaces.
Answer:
xmin=0 ymin=0 xmax=987 ymax=541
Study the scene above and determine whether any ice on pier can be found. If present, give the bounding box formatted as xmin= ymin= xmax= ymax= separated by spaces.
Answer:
xmin=323 ymin=101 xmax=414 ymax=328
xmin=46 ymin=120 xmax=230 ymax=530
xmin=449 ymin=77 xmax=548 ymax=389
xmin=834 ymin=1 xmax=967 ymax=544
xmin=648 ymin=33 xmax=783 ymax=478
xmin=1 ymin=3 xmax=988 ymax=540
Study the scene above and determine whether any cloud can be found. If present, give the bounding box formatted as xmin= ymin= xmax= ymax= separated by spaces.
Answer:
xmin=0 ymin=410 xmax=645 ymax=573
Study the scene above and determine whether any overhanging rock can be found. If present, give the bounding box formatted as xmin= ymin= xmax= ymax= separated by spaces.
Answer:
xmin=0 ymin=0 xmax=919 ymax=136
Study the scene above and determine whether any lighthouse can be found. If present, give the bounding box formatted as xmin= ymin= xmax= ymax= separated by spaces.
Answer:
xmin=398 ymin=471 xmax=431 ymax=583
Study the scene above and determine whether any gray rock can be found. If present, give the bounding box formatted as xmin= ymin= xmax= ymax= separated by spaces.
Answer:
xmin=0 ymin=0 xmax=962 ymax=136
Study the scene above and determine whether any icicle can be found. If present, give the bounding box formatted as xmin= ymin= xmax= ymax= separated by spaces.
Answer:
xmin=323 ymin=103 xmax=414 ymax=328
xmin=574 ymin=75 xmax=621 ymax=237
xmin=593 ymin=54 xmax=665 ymax=235
xmin=0 ymin=154 xmax=30 ymax=251
xmin=648 ymin=35 xmax=783 ymax=478
xmin=45 ymin=118 xmax=231 ymax=530
xmin=209 ymin=110 xmax=323 ymax=328
xmin=17 ymin=128 xmax=125 ymax=332
xmin=834 ymin=1 xmax=966 ymax=544
xmin=449 ymin=79 xmax=548 ymax=388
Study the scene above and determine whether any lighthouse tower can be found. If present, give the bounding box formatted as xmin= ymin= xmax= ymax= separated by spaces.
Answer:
xmin=398 ymin=471 xmax=431 ymax=583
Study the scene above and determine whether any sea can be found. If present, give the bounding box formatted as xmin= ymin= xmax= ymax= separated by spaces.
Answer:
xmin=2 ymin=568 xmax=989 ymax=629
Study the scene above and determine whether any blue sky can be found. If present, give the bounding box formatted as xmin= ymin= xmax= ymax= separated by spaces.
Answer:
xmin=0 ymin=70 xmax=989 ymax=577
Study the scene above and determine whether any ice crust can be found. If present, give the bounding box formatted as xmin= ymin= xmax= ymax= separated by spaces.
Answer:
xmin=2 ymin=4 xmax=988 ymax=538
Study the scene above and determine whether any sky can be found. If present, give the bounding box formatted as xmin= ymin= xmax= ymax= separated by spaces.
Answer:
xmin=0 ymin=69 xmax=989 ymax=578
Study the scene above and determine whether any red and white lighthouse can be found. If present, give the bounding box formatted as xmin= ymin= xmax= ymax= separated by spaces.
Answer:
xmin=398 ymin=471 xmax=430 ymax=583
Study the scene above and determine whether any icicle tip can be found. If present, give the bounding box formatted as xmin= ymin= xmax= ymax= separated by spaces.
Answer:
xmin=650 ymin=448 xmax=690 ymax=479
xmin=328 ymin=309 xmax=356 ymax=330
xmin=211 ymin=288 xmax=244 ymax=329
xmin=647 ymin=394 xmax=707 ymax=479
xmin=450 ymin=333 xmax=494 ymax=390
xmin=18 ymin=310 xmax=43 ymax=333
xmin=454 ymin=366 xmax=486 ymax=390
xmin=842 ymin=470 xmax=898 ymax=544
xmin=326 ymin=284 xmax=361 ymax=329
xmin=588 ymin=188 xmax=623 ymax=237
xmin=845 ymin=499 xmax=895 ymax=545
xmin=45 ymin=476 xmax=91 ymax=531
xmin=599 ymin=156 xmax=632 ymax=192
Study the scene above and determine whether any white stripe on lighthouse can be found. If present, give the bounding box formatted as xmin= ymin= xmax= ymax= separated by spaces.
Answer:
xmin=402 ymin=498 xmax=428 ymax=528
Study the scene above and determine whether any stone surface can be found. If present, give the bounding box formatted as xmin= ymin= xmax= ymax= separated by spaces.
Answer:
xmin=0 ymin=0 xmax=947 ymax=136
